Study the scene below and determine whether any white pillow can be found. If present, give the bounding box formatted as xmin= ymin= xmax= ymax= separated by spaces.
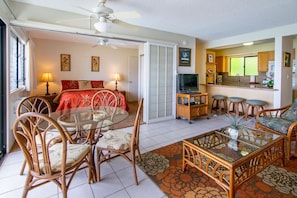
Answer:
xmin=78 ymin=80 xmax=92 ymax=89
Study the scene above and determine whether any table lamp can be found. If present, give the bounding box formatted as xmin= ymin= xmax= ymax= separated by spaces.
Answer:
xmin=114 ymin=73 xmax=120 ymax=91
xmin=41 ymin=72 xmax=53 ymax=95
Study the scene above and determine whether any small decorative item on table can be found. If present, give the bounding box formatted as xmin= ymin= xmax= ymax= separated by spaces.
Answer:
xmin=225 ymin=114 xmax=245 ymax=140
xmin=267 ymin=80 xmax=274 ymax=88
xmin=228 ymin=139 xmax=238 ymax=151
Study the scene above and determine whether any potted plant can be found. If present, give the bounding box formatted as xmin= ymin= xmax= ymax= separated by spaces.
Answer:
xmin=225 ymin=114 xmax=245 ymax=140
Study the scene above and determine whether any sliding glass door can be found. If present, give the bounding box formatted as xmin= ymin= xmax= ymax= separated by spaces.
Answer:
xmin=0 ymin=20 xmax=6 ymax=164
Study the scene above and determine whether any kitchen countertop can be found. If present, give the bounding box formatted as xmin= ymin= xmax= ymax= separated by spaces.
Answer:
xmin=206 ymin=83 xmax=277 ymax=90
xmin=205 ymin=82 xmax=276 ymax=109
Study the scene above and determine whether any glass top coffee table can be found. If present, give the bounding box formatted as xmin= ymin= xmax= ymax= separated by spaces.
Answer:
xmin=182 ymin=126 xmax=285 ymax=198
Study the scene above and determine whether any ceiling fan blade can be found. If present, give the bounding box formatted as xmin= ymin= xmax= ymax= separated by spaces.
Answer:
xmin=112 ymin=19 xmax=138 ymax=30
xmin=94 ymin=29 xmax=102 ymax=34
xmin=56 ymin=17 xmax=90 ymax=24
xmin=76 ymin=6 xmax=93 ymax=14
xmin=113 ymin=11 xmax=141 ymax=19
xmin=109 ymin=45 xmax=119 ymax=50
xmin=73 ymin=1 xmax=140 ymax=33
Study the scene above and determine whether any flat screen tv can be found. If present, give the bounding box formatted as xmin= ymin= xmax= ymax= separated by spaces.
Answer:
xmin=177 ymin=74 xmax=199 ymax=93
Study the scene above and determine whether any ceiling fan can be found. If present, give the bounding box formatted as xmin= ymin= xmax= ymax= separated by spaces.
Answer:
xmin=86 ymin=0 xmax=140 ymax=33
xmin=92 ymin=38 xmax=119 ymax=49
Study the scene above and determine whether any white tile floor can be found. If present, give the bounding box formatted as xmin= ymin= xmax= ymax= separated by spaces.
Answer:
xmin=0 ymin=114 xmax=230 ymax=198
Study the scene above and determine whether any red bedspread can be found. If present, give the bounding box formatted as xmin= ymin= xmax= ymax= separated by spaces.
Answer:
xmin=55 ymin=89 xmax=128 ymax=112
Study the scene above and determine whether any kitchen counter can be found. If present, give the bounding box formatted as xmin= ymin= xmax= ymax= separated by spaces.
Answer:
xmin=207 ymin=83 xmax=277 ymax=91
xmin=206 ymin=83 xmax=276 ymax=109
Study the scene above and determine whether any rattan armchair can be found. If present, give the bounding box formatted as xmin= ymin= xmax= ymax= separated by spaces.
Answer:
xmin=16 ymin=96 xmax=61 ymax=175
xmin=255 ymin=101 xmax=297 ymax=160
xmin=13 ymin=112 xmax=96 ymax=198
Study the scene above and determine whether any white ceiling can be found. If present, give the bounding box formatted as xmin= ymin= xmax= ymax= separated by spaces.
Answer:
xmin=5 ymin=0 xmax=297 ymax=45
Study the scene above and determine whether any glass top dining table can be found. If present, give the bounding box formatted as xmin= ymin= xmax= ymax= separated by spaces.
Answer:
xmin=50 ymin=106 xmax=129 ymax=145
xmin=50 ymin=106 xmax=128 ymax=183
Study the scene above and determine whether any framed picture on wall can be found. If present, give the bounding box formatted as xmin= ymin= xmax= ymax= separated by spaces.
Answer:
xmin=60 ymin=54 xmax=71 ymax=71
xmin=179 ymin=48 xmax=191 ymax=66
xmin=284 ymin=52 xmax=291 ymax=67
xmin=91 ymin=56 xmax=100 ymax=72
xmin=207 ymin=53 xmax=214 ymax=63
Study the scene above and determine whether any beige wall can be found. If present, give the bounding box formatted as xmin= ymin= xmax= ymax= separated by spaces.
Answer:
xmin=31 ymin=38 xmax=138 ymax=96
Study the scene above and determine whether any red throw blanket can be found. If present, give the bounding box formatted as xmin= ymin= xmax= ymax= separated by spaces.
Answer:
xmin=54 ymin=89 xmax=128 ymax=112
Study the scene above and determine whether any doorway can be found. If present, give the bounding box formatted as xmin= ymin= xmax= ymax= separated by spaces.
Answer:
xmin=0 ymin=19 xmax=6 ymax=164
xmin=127 ymin=56 xmax=138 ymax=102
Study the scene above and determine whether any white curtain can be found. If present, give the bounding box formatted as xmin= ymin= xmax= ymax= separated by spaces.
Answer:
xmin=25 ymin=38 xmax=37 ymax=91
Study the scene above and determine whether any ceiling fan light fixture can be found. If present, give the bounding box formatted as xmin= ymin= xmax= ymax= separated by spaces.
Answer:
xmin=99 ymin=39 xmax=106 ymax=45
xmin=94 ymin=21 xmax=107 ymax=33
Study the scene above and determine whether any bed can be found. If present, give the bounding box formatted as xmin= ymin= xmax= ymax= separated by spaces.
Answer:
xmin=54 ymin=80 xmax=128 ymax=111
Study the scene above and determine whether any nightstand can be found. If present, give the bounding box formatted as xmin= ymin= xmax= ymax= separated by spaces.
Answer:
xmin=41 ymin=95 xmax=58 ymax=112
xmin=118 ymin=90 xmax=126 ymax=97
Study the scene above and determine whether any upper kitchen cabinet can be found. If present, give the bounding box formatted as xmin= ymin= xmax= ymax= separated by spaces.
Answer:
xmin=216 ymin=56 xmax=228 ymax=73
xmin=258 ymin=51 xmax=274 ymax=72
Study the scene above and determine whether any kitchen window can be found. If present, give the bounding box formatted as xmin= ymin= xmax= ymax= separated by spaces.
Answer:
xmin=230 ymin=56 xmax=258 ymax=76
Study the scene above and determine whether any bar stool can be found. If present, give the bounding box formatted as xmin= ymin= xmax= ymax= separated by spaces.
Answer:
xmin=245 ymin=99 xmax=266 ymax=120
xmin=228 ymin=97 xmax=246 ymax=116
xmin=211 ymin=95 xmax=227 ymax=114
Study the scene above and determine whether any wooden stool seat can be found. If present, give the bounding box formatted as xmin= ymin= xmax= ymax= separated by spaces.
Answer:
xmin=228 ymin=97 xmax=246 ymax=116
xmin=245 ymin=99 xmax=266 ymax=119
xmin=211 ymin=95 xmax=227 ymax=114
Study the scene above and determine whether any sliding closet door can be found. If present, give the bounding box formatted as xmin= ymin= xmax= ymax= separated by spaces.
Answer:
xmin=148 ymin=44 xmax=175 ymax=122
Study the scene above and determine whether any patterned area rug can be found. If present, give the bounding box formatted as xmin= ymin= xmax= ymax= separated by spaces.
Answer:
xmin=137 ymin=142 xmax=297 ymax=198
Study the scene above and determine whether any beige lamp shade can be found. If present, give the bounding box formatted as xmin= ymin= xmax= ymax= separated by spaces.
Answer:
xmin=113 ymin=73 xmax=120 ymax=81
xmin=41 ymin=72 xmax=53 ymax=82
xmin=41 ymin=72 xmax=53 ymax=95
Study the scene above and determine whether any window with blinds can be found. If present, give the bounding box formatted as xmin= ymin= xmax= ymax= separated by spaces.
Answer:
xmin=10 ymin=32 xmax=25 ymax=91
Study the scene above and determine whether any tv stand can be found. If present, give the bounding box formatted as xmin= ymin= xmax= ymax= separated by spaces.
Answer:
xmin=176 ymin=92 xmax=208 ymax=124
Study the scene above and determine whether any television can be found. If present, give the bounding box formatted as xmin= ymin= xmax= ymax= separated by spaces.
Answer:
xmin=177 ymin=74 xmax=199 ymax=93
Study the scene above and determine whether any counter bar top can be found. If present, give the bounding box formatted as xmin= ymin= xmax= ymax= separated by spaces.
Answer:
xmin=206 ymin=83 xmax=277 ymax=91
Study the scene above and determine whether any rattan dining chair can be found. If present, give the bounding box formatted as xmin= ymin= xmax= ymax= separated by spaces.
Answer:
xmin=13 ymin=112 xmax=95 ymax=198
xmin=17 ymin=96 xmax=52 ymax=116
xmin=91 ymin=89 xmax=119 ymax=132
xmin=96 ymin=98 xmax=143 ymax=185
xmin=16 ymin=96 xmax=61 ymax=175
